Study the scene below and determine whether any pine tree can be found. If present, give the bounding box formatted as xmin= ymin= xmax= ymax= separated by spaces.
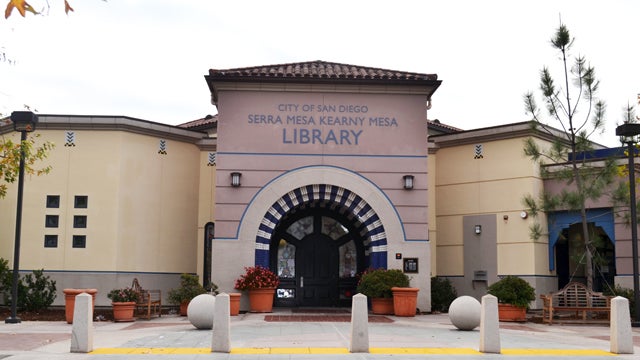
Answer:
xmin=522 ymin=24 xmax=617 ymax=291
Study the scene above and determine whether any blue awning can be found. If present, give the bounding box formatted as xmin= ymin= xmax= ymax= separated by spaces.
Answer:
xmin=547 ymin=208 xmax=615 ymax=271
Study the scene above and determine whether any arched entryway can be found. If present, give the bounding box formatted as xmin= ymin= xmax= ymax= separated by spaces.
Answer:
xmin=548 ymin=209 xmax=616 ymax=292
xmin=555 ymin=223 xmax=615 ymax=291
xmin=256 ymin=184 xmax=388 ymax=307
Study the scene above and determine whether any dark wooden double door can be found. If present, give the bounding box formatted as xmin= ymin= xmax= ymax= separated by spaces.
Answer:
xmin=271 ymin=208 xmax=364 ymax=307
xmin=297 ymin=233 xmax=339 ymax=306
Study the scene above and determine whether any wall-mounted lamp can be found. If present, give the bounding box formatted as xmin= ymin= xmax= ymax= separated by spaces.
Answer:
xmin=230 ymin=172 xmax=241 ymax=187
xmin=474 ymin=225 xmax=482 ymax=235
xmin=403 ymin=175 xmax=414 ymax=190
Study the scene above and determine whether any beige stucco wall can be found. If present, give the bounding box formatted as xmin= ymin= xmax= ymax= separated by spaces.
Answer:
xmin=0 ymin=120 xmax=205 ymax=305
xmin=428 ymin=150 xmax=437 ymax=277
xmin=434 ymin=134 xmax=553 ymax=304
xmin=195 ymin=150 xmax=216 ymax=283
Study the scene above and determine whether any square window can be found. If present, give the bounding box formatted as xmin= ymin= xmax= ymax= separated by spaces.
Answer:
xmin=72 ymin=235 xmax=86 ymax=248
xmin=74 ymin=195 xmax=88 ymax=209
xmin=45 ymin=215 xmax=59 ymax=228
xmin=46 ymin=195 xmax=60 ymax=208
xmin=73 ymin=215 xmax=87 ymax=228
xmin=44 ymin=235 xmax=58 ymax=248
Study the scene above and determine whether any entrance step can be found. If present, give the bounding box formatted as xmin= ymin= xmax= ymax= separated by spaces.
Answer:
xmin=264 ymin=314 xmax=393 ymax=323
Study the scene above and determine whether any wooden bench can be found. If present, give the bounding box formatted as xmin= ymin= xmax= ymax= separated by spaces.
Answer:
xmin=131 ymin=278 xmax=162 ymax=320
xmin=540 ymin=281 xmax=612 ymax=324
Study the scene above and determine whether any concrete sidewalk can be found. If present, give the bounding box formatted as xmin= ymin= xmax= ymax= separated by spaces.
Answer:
xmin=0 ymin=309 xmax=639 ymax=359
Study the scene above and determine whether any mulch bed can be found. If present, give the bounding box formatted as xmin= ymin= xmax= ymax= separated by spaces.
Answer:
xmin=0 ymin=307 xmax=113 ymax=322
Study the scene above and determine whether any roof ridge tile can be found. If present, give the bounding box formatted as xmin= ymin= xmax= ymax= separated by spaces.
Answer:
xmin=207 ymin=60 xmax=438 ymax=82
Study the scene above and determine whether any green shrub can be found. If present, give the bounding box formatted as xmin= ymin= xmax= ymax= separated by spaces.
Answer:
xmin=356 ymin=268 xmax=410 ymax=298
xmin=17 ymin=269 xmax=57 ymax=311
xmin=0 ymin=258 xmax=12 ymax=304
xmin=431 ymin=277 xmax=457 ymax=313
xmin=604 ymin=285 xmax=635 ymax=316
xmin=487 ymin=275 xmax=535 ymax=308
xmin=205 ymin=282 xmax=220 ymax=295
xmin=168 ymin=273 xmax=207 ymax=304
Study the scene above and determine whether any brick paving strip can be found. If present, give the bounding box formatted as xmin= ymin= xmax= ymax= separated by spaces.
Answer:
xmin=0 ymin=333 xmax=70 ymax=351
xmin=264 ymin=314 xmax=393 ymax=323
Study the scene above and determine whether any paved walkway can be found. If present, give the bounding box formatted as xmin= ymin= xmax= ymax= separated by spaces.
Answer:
xmin=0 ymin=309 xmax=639 ymax=359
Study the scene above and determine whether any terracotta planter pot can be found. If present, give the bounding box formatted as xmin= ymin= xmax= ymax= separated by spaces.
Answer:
xmin=371 ymin=297 xmax=394 ymax=315
xmin=391 ymin=287 xmax=419 ymax=317
xmin=179 ymin=300 xmax=189 ymax=316
xmin=497 ymin=303 xmax=527 ymax=322
xmin=229 ymin=293 xmax=241 ymax=316
xmin=63 ymin=288 xmax=97 ymax=324
xmin=112 ymin=301 xmax=136 ymax=322
xmin=248 ymin=288 xmax=276 ymax=313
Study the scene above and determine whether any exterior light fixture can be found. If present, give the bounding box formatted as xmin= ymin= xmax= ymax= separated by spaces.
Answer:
xmin=617 ymin=123 xmax=640 ymax=145
xmin=5 ymin=111 xmax=38 ymax=324
xmin=11 ymin=111 xmax=38 ymax=132
xmin=474 ymin=225 xmax=482 ymax=235
xmin=616 ymin=122 xmax=640 ymax=326
xmin=403 ymin=175 xmax=414 ymax=190
xmin=230 ymin=172 xmax=241 ymax=187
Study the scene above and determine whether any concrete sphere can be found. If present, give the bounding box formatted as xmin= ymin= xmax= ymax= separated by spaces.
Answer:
xmin=448 ymin=295 xmax=481 ymax=331
xmin=187 ymin=294 xmax=216 ymax=330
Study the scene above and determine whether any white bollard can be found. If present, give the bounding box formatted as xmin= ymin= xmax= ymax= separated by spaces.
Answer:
xmin=479 ymin=294 xmax=500 ymax=354
xmin=610 ymin=296 xmax=633 ymax=354
xmin=349 ymin=293 xmax=369 ymax=353
xmin=70 ymin=292 xmax=93 ymax=353
xmin=211 ymin=293 xmax=231 ymax=353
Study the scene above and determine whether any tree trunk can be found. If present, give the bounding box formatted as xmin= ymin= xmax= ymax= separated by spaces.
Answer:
xmin=573 ymin=158 xmax=594 ymax=291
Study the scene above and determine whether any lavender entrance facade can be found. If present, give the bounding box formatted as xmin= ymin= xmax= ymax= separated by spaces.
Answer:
xmin=206 ymin=61 xmax=441 ymax=311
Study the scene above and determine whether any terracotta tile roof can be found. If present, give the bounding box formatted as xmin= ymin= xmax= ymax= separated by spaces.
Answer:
xmin=207 ymin=60 xmax=438 ymax=82
xmin=428 ymin=119 xmax=462 ymax=133
xmin=179 ymin=114 xmax=217 ymax=129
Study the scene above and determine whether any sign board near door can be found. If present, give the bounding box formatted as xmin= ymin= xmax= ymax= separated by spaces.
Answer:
xmin=403 ymin=258 xmax=418 ymax=273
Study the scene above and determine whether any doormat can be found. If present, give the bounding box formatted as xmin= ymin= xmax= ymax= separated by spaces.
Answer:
xmin=291 ymin=309 xmax=350 ymax=314
xmin=264 ymin=315 xmax=393 ymax=323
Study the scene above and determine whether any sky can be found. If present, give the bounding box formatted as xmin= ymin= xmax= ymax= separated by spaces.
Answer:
xmin=0 ymin=0 xmax=638 ymax=147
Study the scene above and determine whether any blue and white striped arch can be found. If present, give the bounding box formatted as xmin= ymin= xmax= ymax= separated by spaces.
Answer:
xmin=254 ymin=184 xmax=388 ymax=269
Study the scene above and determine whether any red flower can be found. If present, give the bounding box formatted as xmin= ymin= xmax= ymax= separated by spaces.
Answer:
xmin=234 ymin=266 xmax=280 ymax=291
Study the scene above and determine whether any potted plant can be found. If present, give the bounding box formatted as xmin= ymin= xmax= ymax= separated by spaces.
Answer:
xmin=107 ymin=287 xmax=140 ymax=322
xmin=487 ymin=275 xmax=536 ymax=322
xmin=234 ymin=265 xmax=280 ymax=313
xmin=357 ymin=268 xmax=410 ymax=314
xmin=391 ymin=279 xmax=420 ymax=317
xmin=168 ymin=273 xmax=206 ymax=316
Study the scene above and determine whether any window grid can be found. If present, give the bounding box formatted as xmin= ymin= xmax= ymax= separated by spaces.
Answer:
xmin=72 ymin=235 xmax=86 ymax=248
xmin=73 ymin=215 xmax=87 ymax=228
xmin=45 ymin=215 xmax=59 ymax=228
xmin=44 ymin=235 xmax=58 ymax=248
xmin=46 ymin=195 xmax=60 ymax=208
xmin=74 ymin=195 xmax=88 ymax=209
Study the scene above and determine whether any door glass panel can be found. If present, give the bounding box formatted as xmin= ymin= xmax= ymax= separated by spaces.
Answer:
xmin=339 ymin=240 xmax=357 ymax=278
xmin=286 ymin=216 xmax=313 ymax=240
xmin=277 ymin=239 xmax=295 ymax=278
xmin=322 ymin=216 xmax=348 ymax=240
